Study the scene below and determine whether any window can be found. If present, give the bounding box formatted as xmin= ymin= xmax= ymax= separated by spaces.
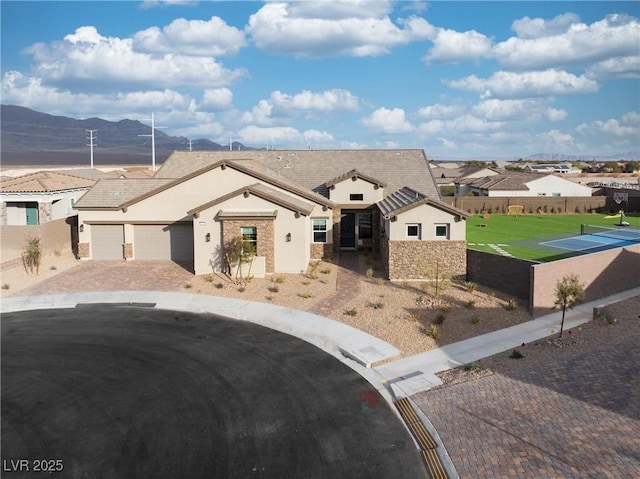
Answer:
xmin=407 ymin=224 xmax=421 ymax=239
xmin=313 ymin=219 xmax=327 ymax=243
xmin=349 ymin=193 xmax=364 ymax=201
xmin=435 ymin=224 xmax=449 ymax=239
xmin=241 ymin=226 xmax=257 ymax=252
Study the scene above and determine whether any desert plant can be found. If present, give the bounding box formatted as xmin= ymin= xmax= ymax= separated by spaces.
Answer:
xmin=365 ymin=267 xmax=374 ymax=279
xmin=554 ymin=274 xmax=585 ymax=338
xmin=465 ymin=300 xmax=476 ymax=309
xmin=343 ymin=309 xmax=358 ymax=316
xmin=320 ymin=268 xmax=331 ymax=274
xmin=306 ymin=273 xmax=319 ymax=280
xmin=268 ymin=285 xmax=279 ymax=293
xmin=273 ymin=275 xmax=286 ymax=284
xmin=299 ymin=292 xmax=312 ymax=299
xmin=406 ymin=312 xmax=419 ymax=322
xmin=505 ymin=298 xmax=518 ymax=311
xmin=428 ymin=324 xmax=439 ymax=340
xmin=184 ymin=283 xmax=192 ymax=289
xmin=50 ymin=265 xmax=57 ymax=271
xmin=606 ymin=312 xmax=618 ymax=325
xmin=464 ymin=281 xmax=476 ymax=293
xmin=439 ymin=302 xmax=452 ymax=312
xmin=1 ymin=284 xmax=9 ymax=290
xmin=509 ymin=349 xmax=524 ymax=359
xmin=215 ymin=283 xmax=224 ymax=289
xmin=367 ymin=301 xmax=384 ymax=310
xmin=464 ymin=362 xmax=480 ymax=371
xmin=22 ymin=237 xmax=42 ymax=275
xmin=224 ymin=235 xmax=256 ymax=282
xmin=319 ymin=279 xmax=328 ymax=284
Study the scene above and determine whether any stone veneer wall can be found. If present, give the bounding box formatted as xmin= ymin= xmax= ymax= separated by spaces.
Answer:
xmin=78 ymin=243 xmax=90 ymax=258
xmin=38 ymin=203 xmax=52 ymax=224
xmin=221 ymin=219 xmax=274 ymax=273
xmin=387 ymin=240 xmax=466 ymax=280
xmin=332 ymin=208 xmax=341 ymax=254
xmin=1 ymin=202 xmax=7 ymax=225
xmin=124 ymin=243 xmax=133 ymax=259
xmin=310 ymin=242 xmax=333 ymax=260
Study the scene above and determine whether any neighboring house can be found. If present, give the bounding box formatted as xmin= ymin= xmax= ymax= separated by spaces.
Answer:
xmin=1 ymin=171 xmax=95 ymax=225
xmin=431 ymin=165 xmax=499 ymax=190
xmin=523 ymin=163 xmax=581 ymax=174
xmin=74 ymin=149 xmax=470 ymax=280
xmin=455 ymin=173 xmax=593 ymax=197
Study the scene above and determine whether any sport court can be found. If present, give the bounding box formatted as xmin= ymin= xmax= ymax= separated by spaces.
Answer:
xmin=541 ymin=224 xmax=640 ymax=254
xmin=1 ymin=306 xmax=427 ymax=478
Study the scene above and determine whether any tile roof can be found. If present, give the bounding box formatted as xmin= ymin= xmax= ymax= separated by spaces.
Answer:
xmin=155 ymin=149 xmax=440 ymax=199
xmin=324 ymin=169 xmax=387 ymax=188
xmin=458 ymin=173 xmax=542 ymax=191
xmin=73 ymin=178 xmax=174 ymax=209
xmin=0 ymin=171 xmax=95 ymax=193
xmin=377 ymin=186 xmax=471 ymax=219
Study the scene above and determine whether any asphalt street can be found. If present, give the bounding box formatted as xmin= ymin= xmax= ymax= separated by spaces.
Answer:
xmin=1 ymin=306 xmax=427 ymax=479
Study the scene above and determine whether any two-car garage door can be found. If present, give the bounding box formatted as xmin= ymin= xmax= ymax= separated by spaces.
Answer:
xmin=134 ymin=224 xmax=194 ymax=261
xmin=90 ymin=223 xmax=193 ymax=262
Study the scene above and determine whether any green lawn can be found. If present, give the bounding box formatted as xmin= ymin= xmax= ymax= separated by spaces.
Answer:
xmin=466 ymin=213 xmax=640 ymax=262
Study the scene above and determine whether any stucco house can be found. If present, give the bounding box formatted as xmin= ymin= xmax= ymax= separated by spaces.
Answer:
xmin=455 ymin=173 xmax=593 ymax=197
xmin=74 ymin=149 xmax=470 ymax=280
xmin=1 ymin=171 xmax=95 ymax=225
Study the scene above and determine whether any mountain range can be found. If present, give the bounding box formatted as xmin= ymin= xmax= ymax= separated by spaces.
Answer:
xmin=0 ymin=104 xmax=252 ymax=166
xmin=1 ymin=104 xmax=638 ymax=166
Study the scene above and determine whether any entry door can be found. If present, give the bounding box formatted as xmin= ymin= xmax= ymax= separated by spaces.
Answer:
xmin=25 ymin=203 xmax=39 ymax=225
xmin=340 ymin=213 xmax=356 ymax=249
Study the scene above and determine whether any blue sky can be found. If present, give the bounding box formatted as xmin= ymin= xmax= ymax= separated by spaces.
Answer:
xmin=1 ymin=1 xmax=639 ymax=159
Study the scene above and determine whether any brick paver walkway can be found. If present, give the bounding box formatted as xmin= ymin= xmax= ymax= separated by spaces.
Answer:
xmin=308 ymin=252 xmax=362 ymax=317
xmin=414 ymin=336 xmax=640 ymax=478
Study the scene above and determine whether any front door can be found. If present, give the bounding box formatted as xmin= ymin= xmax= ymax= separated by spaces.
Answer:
xmin=340 ymin=213 xmax=356 ymax=249
xmin=25 ymin=203 xmax=39 ymax=225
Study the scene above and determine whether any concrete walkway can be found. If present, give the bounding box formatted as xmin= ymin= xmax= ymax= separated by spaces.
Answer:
xmin=376 ymin=287 xmax=640 ymax=398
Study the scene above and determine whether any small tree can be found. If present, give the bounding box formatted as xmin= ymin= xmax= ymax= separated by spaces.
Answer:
xmin=22 ymin=236 xmax=43 ymax=275
xmin=224 ymin=236 xmax=256 ymax=283
xmin=554 ymin=274 xmax=585 ymax=338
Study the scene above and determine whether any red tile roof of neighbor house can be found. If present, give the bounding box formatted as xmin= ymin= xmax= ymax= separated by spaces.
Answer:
xmin=0 ymin=171 xmax=95 ymax=193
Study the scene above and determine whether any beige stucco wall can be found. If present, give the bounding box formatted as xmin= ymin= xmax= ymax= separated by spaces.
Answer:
xmin=386 ymin=204 xmax=466 ymax=241
xmin=192 ymin=193 xmax=312 ymax=276
xmin=329 ymin=178 xmax=384 ymax=206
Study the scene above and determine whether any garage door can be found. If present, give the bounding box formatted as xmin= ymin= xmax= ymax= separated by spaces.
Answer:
xmin=91 ymin=225 xmax=124 ymax=260
xmin=134 ymin=224 xmax=194 ymax=261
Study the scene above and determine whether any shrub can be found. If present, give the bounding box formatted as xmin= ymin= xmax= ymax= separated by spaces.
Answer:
xmin=365 ymin=267 xmax=374 ymax=279
xmin=22 ymin=237 xmax=42 ymax=275
xmin=406 ymin=312 xmax=419 ymax=322
xmin=509 ymin=348 xmax=524 ymax=359
xmin=299 ymin=292 xmax=312 ymax=299
xmin=215 ymin=283 xmax=224 ymax=289
xmin=464 ymin=362 xmax=480 ymax=371
xmin=464 ymin=281 xmax=476 ymax=293
xmin=306 ymin=273 xmax=319 ymax=280
xmin=428 ymin=324 xmax=439 ymax=340
xmin=1 ymin=284 xmax=9 ymax=290
xmin=465 ymin=300 xmax=476 ymax=309
xmin=440 ymin=302 xmax=452 ymax=313
xmin=505 ymin=298 xmax=518 ymax=311
xmin=319 ymin=279 xmax=328 ymax=284
xmin=273 ymin=275 xmax=286 ymax=284
xmin=238 ymin=286 xmax=246 ymax=292
xmin=268 ymin=285 xmax=279 ymax=293
xmin=302 ymin=280 xmax=311 ymax=286
xmin=50 ymin=265 xmax=57 ymax=271
xmin=320 ymin=268 xmax=331 ymax=275
xmin=184 ymin=283 xmax=192 ymax=289
xmin=367 ymin=301 xmax=384 ymax=310
xmin=344 ymin=309 xmax=358 ymax=316
xmin=606 ymin=312 xmax=618 ymax=325
xmin=433 ymin=313 xmax=446 ymax=325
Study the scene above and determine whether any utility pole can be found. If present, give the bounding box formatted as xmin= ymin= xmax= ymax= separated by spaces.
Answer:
xmin=138 ymin=112 xmax=166 ymax=171
xmin=86 ymin=129 xmax=97 ymax=168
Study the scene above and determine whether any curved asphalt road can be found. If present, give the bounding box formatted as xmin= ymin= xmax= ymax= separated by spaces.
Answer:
xmin=1 ymin=305 xmax=427 ymax=479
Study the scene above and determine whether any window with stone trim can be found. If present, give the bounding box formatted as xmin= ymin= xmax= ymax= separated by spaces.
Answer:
xmin=312 ymin=219 xmax=327 ymax=243
xmin=241 ymin=226 xmax=257 ymax=250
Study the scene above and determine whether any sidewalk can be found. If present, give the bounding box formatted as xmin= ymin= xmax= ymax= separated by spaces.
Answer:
xmin=375 ymin=287 xmax=640 ymax=398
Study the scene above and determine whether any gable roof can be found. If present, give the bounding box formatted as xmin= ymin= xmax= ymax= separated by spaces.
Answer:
xmin=188 ymin=183 xmax=316 ymax=217
xmin=155 ymin=149 xmax=440 ymax=200
xmin=377 ymin=186 xmax=471 ymax=219
xmin=1 ymin=171 xmax=95 ymax=193
xmin=324 ymin=169 xmax=387 ymax=189
xmin=73 ymin=178 xmax=174 ymax=209
xmin=456 ymin=173 xmax=541 ymax=191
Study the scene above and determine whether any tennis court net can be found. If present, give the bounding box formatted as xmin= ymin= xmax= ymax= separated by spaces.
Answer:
xmin=580 ymin=224 xmax=640 ymax=242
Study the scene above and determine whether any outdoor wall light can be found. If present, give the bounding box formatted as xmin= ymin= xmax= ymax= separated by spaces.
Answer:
xmin=79 ymin=224 xmax=84 ymax=233
xmin=205 ymin=233 xmax=211 ymax=242
xmin=286 ymin=233 xmax=291 ymax=242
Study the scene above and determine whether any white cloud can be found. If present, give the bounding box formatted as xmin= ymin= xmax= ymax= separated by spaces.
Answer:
xmin=140 ymin=0 xmax=198 ymax=9
xmin=586 ymin=56 xmax=640 ymax=81
xmin=239 ymin=100 xmax=274 ymax=126
xmin=362 ymin=107 xmax=414 ymax=133
xmin=236 ymin=125 xmax=334 ymax=148
xmin=246 ymin=2 xmax=432 ymax=57
xmin=546 ymin=108 xmax=567 ymax=122
xmin=493 ymin=13 xmax=640 ymax=70
xmin=446 ymin=69 xmax=599 ymax=99
xmin=417 ymin=103 xmax=465 ymax=119
xmin=436 ymin=137 xmax=458 ymax=150
xmin=24 ymin=26 xmax=246 ymax=90
xmin=201 ymin=88 xmax=233 ymax=110
xmin=511 ymin=13 xmax=580 ymax=39
xmin=133 ymin=16 xmax=246 ymax=57
xmin=423 ymin=28 xmax=492 ymax=64
xmin=270 ymin=89 xmax=360 ymax=112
